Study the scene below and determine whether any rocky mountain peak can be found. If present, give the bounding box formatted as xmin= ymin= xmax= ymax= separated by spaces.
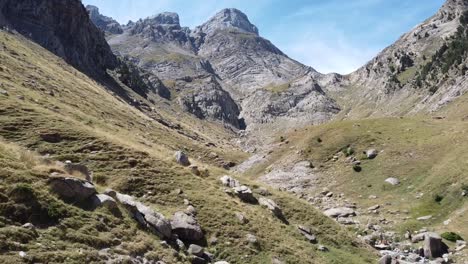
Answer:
xmin=147 ymin=12 xmax=180 ymax=26
xmin=195 ymin=8 xmax=259 ymax=35
xmin=86 ymin=5 xmax=123 ymax=34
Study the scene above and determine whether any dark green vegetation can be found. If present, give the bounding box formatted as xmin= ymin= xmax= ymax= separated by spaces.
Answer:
xmin=441 ymin=232 xmax=464 ymax=242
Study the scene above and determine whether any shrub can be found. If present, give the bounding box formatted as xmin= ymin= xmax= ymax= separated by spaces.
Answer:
xmin=441 ymin=232 xmax=463 ymax=242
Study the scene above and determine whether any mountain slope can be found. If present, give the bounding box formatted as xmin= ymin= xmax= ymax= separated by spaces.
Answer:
xmin=332 ymin=0 xmax=468 ymax=119
xmin=102 ymin=8 xmax=340 ymax=132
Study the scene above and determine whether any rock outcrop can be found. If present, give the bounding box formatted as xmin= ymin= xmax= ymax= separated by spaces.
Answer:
xmin=0 ymin=0 xmax=118 ymax=76
xmin=171 ymin=211 xmax=204 ymax=242
xmin=86 ymin=5 xmax=123 ymax=34
xmin=49 ymin=175 xmax=96 ymax=202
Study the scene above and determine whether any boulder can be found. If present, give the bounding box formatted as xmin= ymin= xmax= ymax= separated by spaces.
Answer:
xmin=187 ymin=244 xmax=204 ymax=257
xmin=219 ymin=175 xmax=240 ymax=188
xmin=378 ymin=255 xmax=392 ymax=264
xmin=171 ymin=211 xmax=204 ymax=242
xmin=417 ymin=215 xmax=432 ymax=221
xmin=245 ymin=233 xmax=258 ymax=245
xmin=175 ymin=151 xmax=190 ymax=166
xmin=235 ymin=212 xmax=248 ymax=224
xmin=385 ymin=177 xmax=400 ymax=185
xmin=317 ymin=245 xmax=329 ymax=252
xmin=185 ymin=205 xmax=197 ymax=216
xmin=366 ymin=149 xmax=378 ymax=159
xmin=115 ymin=193 xmax=172 ymax=239
xmin=297 ymin=225 xmax=317 ymax=244
xmin=411 ymin=232 xmax=427 ymax=243
xmin=323 ymin=207 xmax=356 ymax=218
xmin=233 ymin=186 xmax=257 ymax=203
xmin=92 ymin=194 xmax=117 ymax=209
xmin=49 ymin=175 xmax=96 ymax=202
xmin=259 ymin=197 xmax=284 ymax=219
xmin=423 ymin=232 xmax=448 ymax=258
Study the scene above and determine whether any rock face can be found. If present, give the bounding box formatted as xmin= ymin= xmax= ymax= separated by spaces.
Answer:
xmin=175 ymin=151 xmax=190 ymax=166
xmin=0 ymin=0 xmax=118 ymax=76
xmin=86 ymin=5 xmax=123 ymax=34
xmin=423 ymin=232 xmax=449 ymax=258
xmin=102 ymin=7 xmax=338 ymax=130
xmin=114 ymin=192 xmax=172 ymax=239
xmin=171 ymin=211 xmax=204 ymax=242
xmin=49 ymin=175 xmax=96 ymax=202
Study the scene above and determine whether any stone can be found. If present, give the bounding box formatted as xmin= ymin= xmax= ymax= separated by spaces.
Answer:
xmin=219 ymin=175 xmax=240 ymax=188
xmin=187 ymin=244 xmax=204 ymax=257
xmin=297 ymin=225 xmax=317 ymax=244
xmin=49 ymin=175 xmax=96 ymax=202
xmin=317 ymin=245 xmax=329 ymax=252
xmin=115 ymin=193 xmax=172 ymax=239
xmin=233 ymin=186 xmax=256 ymax=203
xmin=19 ymin=251 xmax=27 ymax=258
xmin=246 ymin=233 xmax=258 ymax=245
xmin=366 ymin=149 xmax=378 ymax=159
xmin=21 ymin=223 xmax=35 ymax=231
xmin=411 ymin=232 xmax=427 ymax=243
xmin=423 ymin=232 xmax=448 ymax=258
xmin=175 ymin=151 xmax=190 ymax=166
xmin=92 ymin=194 xmax=117 ymax=209
xmin=185 ymin=205 xmax=197 ymax=215
xmin=214 ymin=262 xmax=229 ymax=264
xmin=368 ymin=205 xmax=380 ymax=211
xmin=176 ymin=238 xmax=186 ymax=251
xmin=0 ymin=90 xmax=8 ymax=96
xmin=235 ymin=212 xmax=248 ymax=224
xmin=417 ymin=215 xmax=432 ymax=221
xmin=385 ymin=177 xmax=400 ymax=185
xmin=378 ymin=255 xmax=392 ymax=264
xmin=258 ymin=197 xmax=284 ymax=219
xmin=171 ymin=211 xmax=204 ymax=242
xmin=323 ymin=207 xmax=356 ymax=218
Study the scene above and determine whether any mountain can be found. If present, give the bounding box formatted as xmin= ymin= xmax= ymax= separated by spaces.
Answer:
xmin=0 ymin=1 xmax=376 ymax=263
xmin=333 ymin=0 xmax=468 ymax=118
xmin=1 ymin=0 xmax=468 ymax=263
xmin=105 ymin=8 xmax=339 ymax=131
xmin=0 ymin=0 xmax=117 ymax=76
xmin=86 ymin=5 xmax=123 ymax=35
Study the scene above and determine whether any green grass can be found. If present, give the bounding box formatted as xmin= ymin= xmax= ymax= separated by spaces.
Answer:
xmin=264 ymin=82 xmax=291 ymax=94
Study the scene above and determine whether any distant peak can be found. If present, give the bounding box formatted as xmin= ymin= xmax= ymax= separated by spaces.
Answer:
xmin=196 ymin=8 xmax=259 ymax=35
xmin=147 ymin=12 xmax=180 ymax=26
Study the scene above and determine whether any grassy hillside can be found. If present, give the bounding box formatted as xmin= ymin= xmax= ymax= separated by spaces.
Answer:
xmin=0 ymin=30 xmax=375 ymax=263
xmin=244 ymin=116 xmax=468 ymax=251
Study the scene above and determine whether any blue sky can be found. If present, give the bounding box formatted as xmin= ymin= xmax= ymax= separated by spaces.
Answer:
xmin=83 ymin=0 xmax=445 ymax=74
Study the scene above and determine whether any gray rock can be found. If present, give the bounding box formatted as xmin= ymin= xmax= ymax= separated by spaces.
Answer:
xmin=366 ymin=149 xmax=378 ymax=159
xmin=385 ymin=177 xmax=400 ymax=185
xmin=86 ymin=5 xmax=123 ymax=34
xmin=245 ymin=233 xmax=258 ymax=245
xmin=171 ymin=211 xmax=204 ymax=242
xmin=49 ymin=175 xmax=96 ymax=202
xmin=378 ymin=255 xmax=392 ymax=264
xmin=317 ymin=245 xmax=329 ymax=252
xmin=323 ymin=207 xmax=356 ymax=218
xmin=259 ymin=197 xmax=284 ymax=219
xmin=92 ymin=194 xmax=117 ymax=209
xmin=214 ymin=262 xmax=230 ymax=264
xmin=423 ymin=232 xmax=448 ymax=258
xmin=220 ymin=175 xmax=240 ymax=188
xmin=187 ymin=244 xmax=204 ymax=257
xmin=185 ymin=205 xmax=197 ymax=216
xmin=175 ymin=151 xmax=190 ymax=166
xmin=235 ymin=212 xmax=248 ymax=224
xmin=115 ymin=193 xmax=172 ymax=239
xmin=417 ymin=215 xmax=432 ymax=221
xmin=233 ymin=185 xmax=256 ymax=203
xmin=297 ymin=225 xmax=317 ymax=244
xmin=0 ymin=90 xmax=8 ymax=96
xmin=411 ymin=232 xmax=427 ymax=243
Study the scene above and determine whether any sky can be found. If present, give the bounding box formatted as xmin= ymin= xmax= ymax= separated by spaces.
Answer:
xmin=82 ymin=0 xmax=445 ymax=74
